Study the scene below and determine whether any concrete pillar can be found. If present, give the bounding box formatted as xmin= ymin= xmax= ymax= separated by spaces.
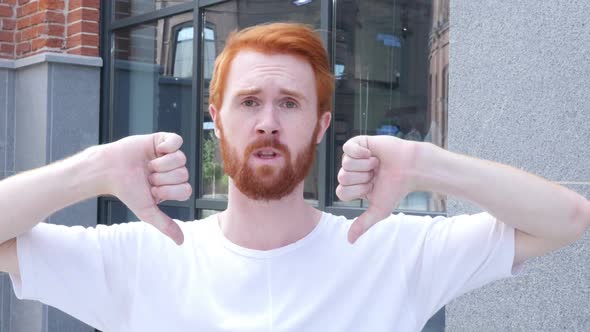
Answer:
xmin=446 ymin=1 xmax=590 ymax=331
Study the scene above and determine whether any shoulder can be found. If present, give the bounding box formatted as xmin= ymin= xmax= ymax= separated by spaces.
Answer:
xmin=319 ymin=211 xmax=442 ymax=247
xmin=24 ymin=216 xmax=219 ymax=253
xmin=321 ymin=212 xmax=498 ymax=248
xmin=339 ymin=212 xmax=444 ymax=238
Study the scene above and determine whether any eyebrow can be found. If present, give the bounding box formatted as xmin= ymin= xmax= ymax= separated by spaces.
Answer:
xmin=234 ymin=88 xmax=262 ymax=97
xmin=233 ymin=87 xmax=308 ymax=102
xmin=279 ymin=88 xmax=308 ymax=102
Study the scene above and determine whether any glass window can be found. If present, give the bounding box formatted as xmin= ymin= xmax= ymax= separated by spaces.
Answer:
xmin=173 ymin=25 xmax=194 ymax=78
xmin=333 ymin=0 xmax=447 ymax=212
xmin=106 ymin=200 xmax=190 ymax=225
xmin=114 ymin=0 xmax=192 ymax=20
xmin=105 ymin=0 xmax=449 ymax=221
xmin=111 ymin=13 xmax=193 ymax=143
xmin=199 ymin=0 xmax=321 ymax=202
xmin=109 ymin=13 xmax=196 ymax=221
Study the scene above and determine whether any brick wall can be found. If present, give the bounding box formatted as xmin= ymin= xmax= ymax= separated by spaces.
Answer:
xmin=0 ymin=0 xmax=100 ymax=59
xmin=0 ymin=0 xmax=16 ymax=58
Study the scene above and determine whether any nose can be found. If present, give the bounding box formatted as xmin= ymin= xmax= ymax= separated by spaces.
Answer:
xmin=255 ymin=104 xmax=280 ymax=136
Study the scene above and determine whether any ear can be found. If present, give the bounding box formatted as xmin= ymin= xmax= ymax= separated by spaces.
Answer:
xmin=208 ymin=104 xmax=221 ymax=139
xmin=315 ymin=111 xmax=332 ymax=144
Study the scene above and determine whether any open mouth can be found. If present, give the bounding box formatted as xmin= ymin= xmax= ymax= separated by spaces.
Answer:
xmin=254 ymin=149 xmax=280 ymax=159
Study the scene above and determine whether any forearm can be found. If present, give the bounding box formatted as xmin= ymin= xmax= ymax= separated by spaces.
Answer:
xmin=414 ymin=142 xmax=590 ymax=242
xmin=0 ymin=145 xmax=110 ymax=244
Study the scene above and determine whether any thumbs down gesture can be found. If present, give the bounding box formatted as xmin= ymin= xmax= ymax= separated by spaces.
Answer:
xmin=336 ymin=135 xmax=419 ymax=243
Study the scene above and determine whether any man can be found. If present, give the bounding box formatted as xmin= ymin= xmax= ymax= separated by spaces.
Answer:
xmin=0 ymin=22 xmax=588 ymax=331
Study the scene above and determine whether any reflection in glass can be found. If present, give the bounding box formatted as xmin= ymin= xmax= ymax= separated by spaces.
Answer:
xmin=111 ymin=13 xmax=193 ymax=141
xmin=201 ymin=129 xmax=226 ymax=199
xmin=203 ymin=26 xmax=216 ymax=81
xmin=200 ymin=0 xmax=321 ymax=202
xmin=200 ymin=209 xmax=221 ymax=219
xmin=114 ymin=0 xmax=191 ymax=20
xmin=173 ymin=25 xmax=193 ymax=78
xmin=333 ymin=0 xmax=449 ymax=212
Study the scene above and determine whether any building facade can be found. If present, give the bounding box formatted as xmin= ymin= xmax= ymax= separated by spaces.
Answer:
xmin=0 ymin=0 xmax=588 ymax=331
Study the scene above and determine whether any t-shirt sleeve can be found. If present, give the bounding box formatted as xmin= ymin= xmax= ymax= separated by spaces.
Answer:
xmin=9 ymin=221 xmax=149 ymax=331
xmin=405 ymin=212 xmax=520 ymax=322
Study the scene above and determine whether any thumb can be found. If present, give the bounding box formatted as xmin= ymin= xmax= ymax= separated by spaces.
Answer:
xmin=348 ymin=207 xmax=391 ymax=244
xmin=154 ymin=132 xmax=183 ymax=157
xmin=136 ymin=206 xmax=185 ymax=245
xmin=343 ymin=135 xmax=372 ymax=159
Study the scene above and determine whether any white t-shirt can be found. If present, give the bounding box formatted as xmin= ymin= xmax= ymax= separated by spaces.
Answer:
xmin=10 ymin=212 xmax=518 ymax=332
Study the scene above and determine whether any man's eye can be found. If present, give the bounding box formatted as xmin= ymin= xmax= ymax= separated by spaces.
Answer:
xmin=283 ymin=100 xmax=298 ymax=109
xmin=242 ymin=99 xmax=258 ymax=107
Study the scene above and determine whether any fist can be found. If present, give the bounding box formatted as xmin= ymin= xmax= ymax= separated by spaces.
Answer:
xmin=104 ymin=133 xmax=191 ymax=245
xmin=336 ymin=135 xmax=418 ymax=243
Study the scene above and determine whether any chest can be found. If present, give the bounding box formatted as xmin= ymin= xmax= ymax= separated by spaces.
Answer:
xmin=128 ymin=249 xmax=418 ymax=331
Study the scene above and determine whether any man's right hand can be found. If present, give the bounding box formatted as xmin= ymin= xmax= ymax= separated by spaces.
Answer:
xmin=103 ymin=133 xmax=191 ymax=245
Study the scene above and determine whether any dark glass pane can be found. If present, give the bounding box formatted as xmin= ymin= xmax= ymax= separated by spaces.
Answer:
xmin=333 ymin=0 xmax=449 ymax=213
xmin=107 ymin=200 xmax=190 ymax=225
xmin=107 ymin=200 xmax=139 ymax=225
xmin=200 ymin=0 xmax=321 ymax=202
xmin=159 ymin=204 xmax=191 ymax=220
xmin=114 ymin=0 xmax=192 ymax=20
xmin=111 ymin=13 xmax=193 ymax=141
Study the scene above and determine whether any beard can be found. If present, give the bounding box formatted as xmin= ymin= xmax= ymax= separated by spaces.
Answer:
xmin=218 ymin=122 xmax=319 ymax=201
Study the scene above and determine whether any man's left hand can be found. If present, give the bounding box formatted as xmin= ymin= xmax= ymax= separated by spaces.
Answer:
xmin=336 ymin=135 xmax=419 ymax=243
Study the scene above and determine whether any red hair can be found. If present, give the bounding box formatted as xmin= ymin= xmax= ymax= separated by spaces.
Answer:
xmin=209 ymin=22 xmax=334 ymax=115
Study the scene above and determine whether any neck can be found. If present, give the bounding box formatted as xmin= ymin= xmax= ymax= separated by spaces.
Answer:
xmin=219 ymin=180 xmax=322 ymax=250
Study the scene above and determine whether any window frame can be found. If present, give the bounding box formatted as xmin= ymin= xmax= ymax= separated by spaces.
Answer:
xmin=99 ymin=0 xmax=448 ymax=223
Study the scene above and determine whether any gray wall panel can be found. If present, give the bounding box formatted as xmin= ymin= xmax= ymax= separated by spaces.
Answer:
xmin=447 ymin=185 xmax=590 ymax=332
xmin=0 ymin=68 xmax=15 ymax=331
xmin=0 ymin=69 xmax=8 ymax=174
xmin=5 ymin=69 xmax=15 ymax=178
xmin=45 ymin=63 xmax=100 ymax=230
xmin=2 ymin=59 xmax=100 ymax=332
xmin=8 ymin=63 xmax=49 ymax=332
xmin=47 ymin=306 xmax=96 ymax=332
xmin=42 ymin=62 xmax=99 ymax=332
xmin=447 ymin=0 xmax=590 ymax=330
xmin=447 ymin=1 xmax=590 ymax=182
xmin=46 ymin=63 xmax=100 ymax=163
xmin=9 ymin=290 xmax=45 ymax=332
xmin=0 ymin=274 xmax=9 ymax=332
xmin=0 ymin=69 xmax=15 ymax=178
xmin=14 ymin=63 xmax=48 ymax=172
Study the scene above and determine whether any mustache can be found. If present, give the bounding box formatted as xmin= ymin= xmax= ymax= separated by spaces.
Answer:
xmin=244 ymin=137 xmax=290 ymax=156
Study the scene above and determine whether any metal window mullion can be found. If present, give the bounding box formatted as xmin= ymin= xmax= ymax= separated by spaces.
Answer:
xmin=97 ymin=0 xmax=113 ymax=228
xmin=188 ymin=4 xmax=202 ymax=221
xmin=193 ymin=0 xmax=232 ymax=219
xmin=320 ymin=0 xmax=336 ymax=210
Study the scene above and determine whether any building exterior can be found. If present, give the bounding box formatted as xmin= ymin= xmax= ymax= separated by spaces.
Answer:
xmin=0 ymin=1 xmax=588 ymax=331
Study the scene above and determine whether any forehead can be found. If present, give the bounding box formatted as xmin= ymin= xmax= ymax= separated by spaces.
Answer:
xmin=225 ymin=50 xmax=316 ymax=97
